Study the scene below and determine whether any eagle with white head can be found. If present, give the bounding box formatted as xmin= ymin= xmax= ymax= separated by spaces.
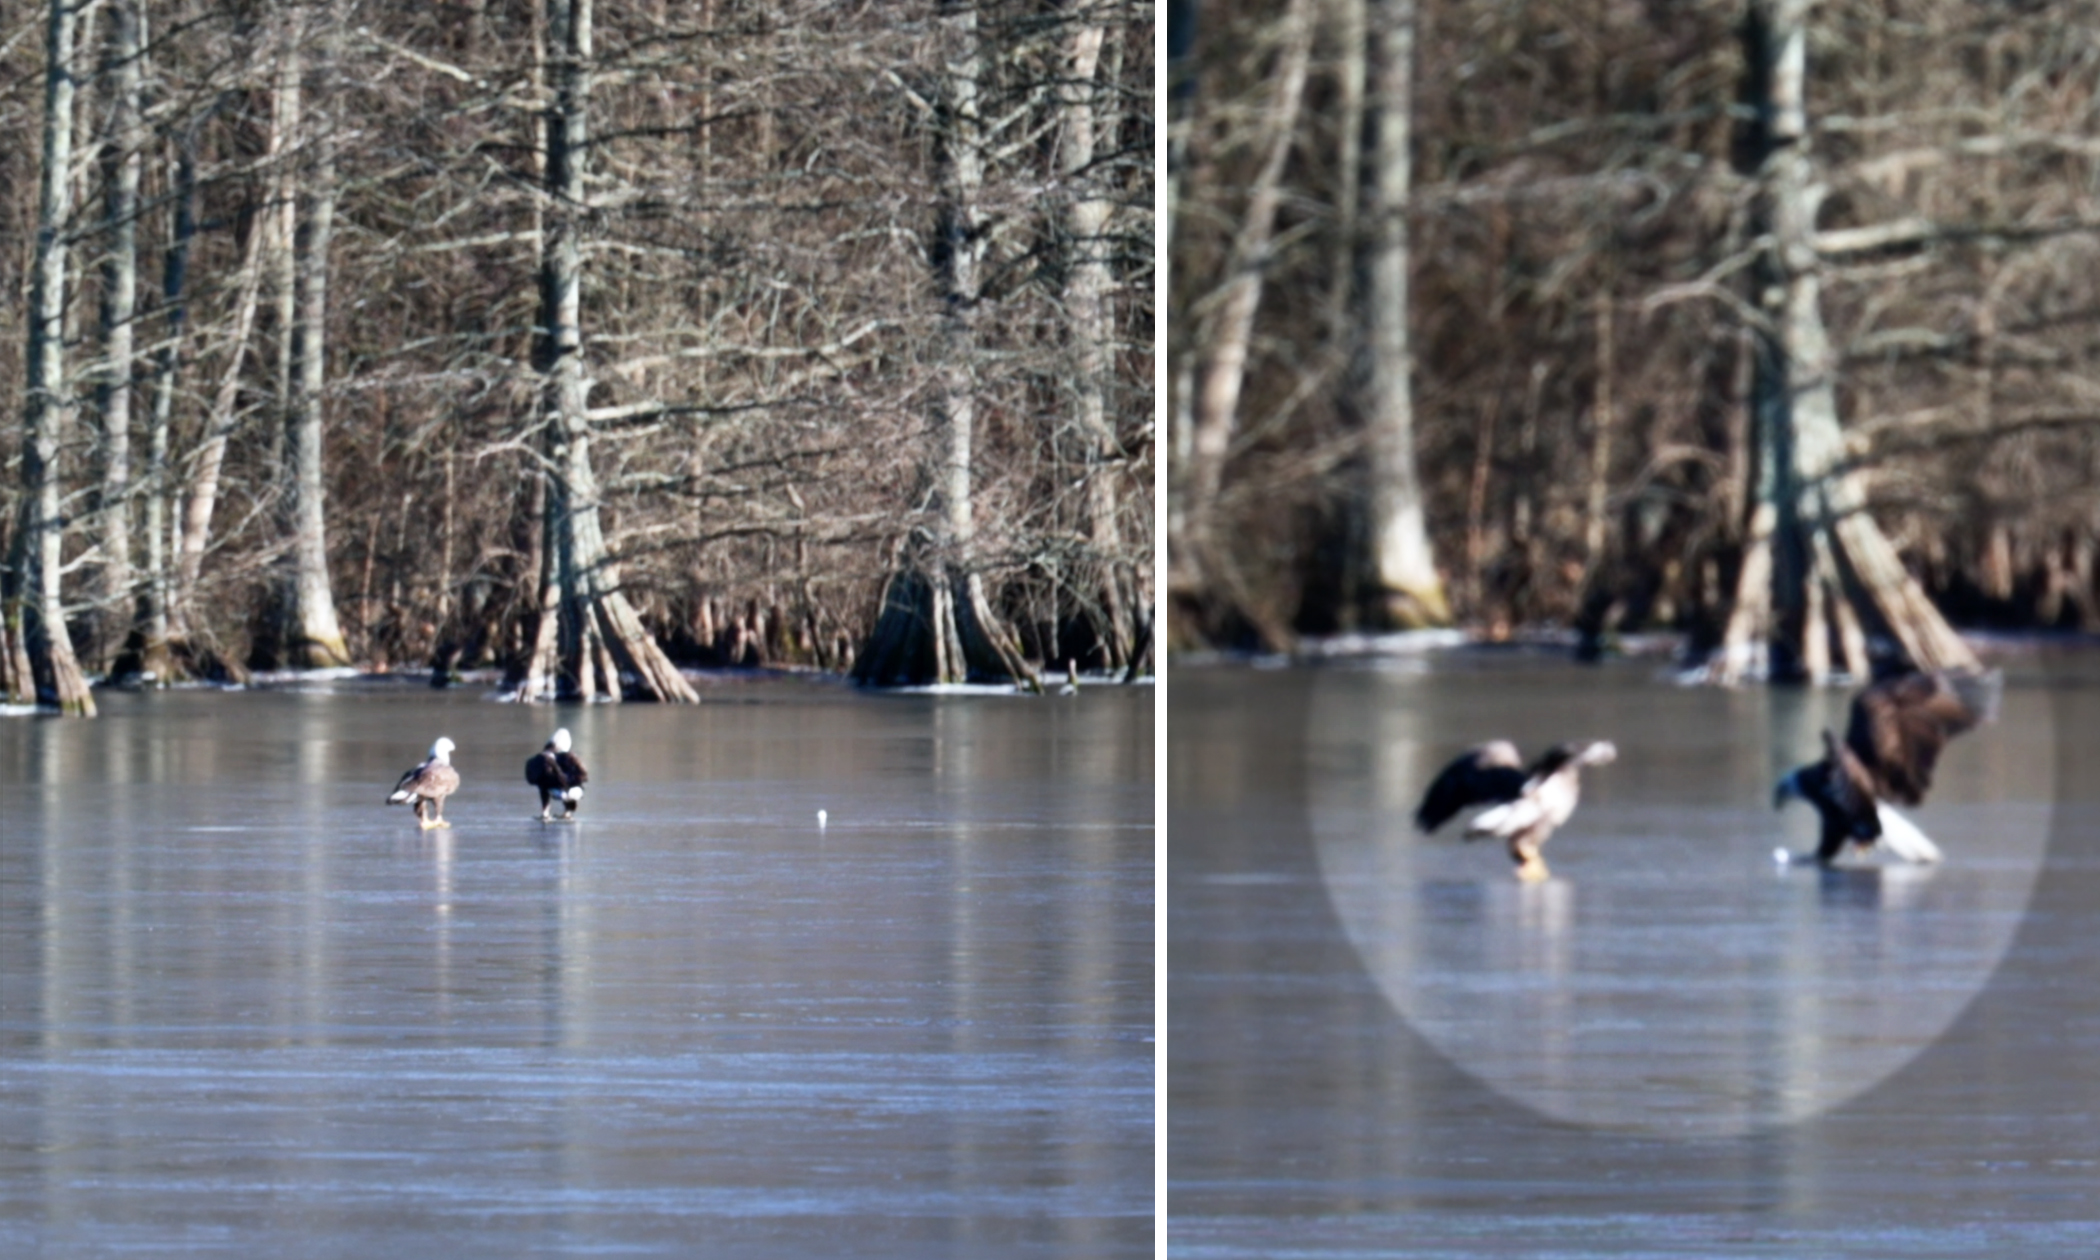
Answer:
xmin=1774 ymin=669 xmax=1999 ymax=867
xmin=1415 ymin=739 xmax=1618 ymax=882
xmin=525 ymin=728 xmax=589 ymax=822
xmin=388 ymin=737 xmax=460 ymax=830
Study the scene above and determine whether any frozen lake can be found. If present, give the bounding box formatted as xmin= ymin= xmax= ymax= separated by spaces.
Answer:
xmin=1 ymin=676 xmax=1153 ymax=1258
xmin=1171 ymin=653 xmax=2100 ymax=1256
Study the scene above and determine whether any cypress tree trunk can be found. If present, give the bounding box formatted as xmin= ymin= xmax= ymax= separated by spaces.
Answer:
xmin=1179 ymin=0 xmax=1310 ymax=560
xmin=522 ymin=0 xmax=696 ymax=703
xmin=90 ymin=0 xmax=145 ymax=675
xmin=1327 ymin=0 xmax=1365 ymax=340
xmin=853 ymin=0 xmax=1039 ymax=691
xmin=1168 ymin=0 xmax=1312 ymax=649
xmin=265 ymin=25 xmax=300 ymax=480
xmin=1056 ymin=11 xmax=1137 ymax=672
xmin=281 ymin=14 xmax=351 ymax=668
xmin=172 ymin=165 xmax=267 ymax=643
xmin=5 ymin=0 xmax=96 ymax=714
xmin=135 ymin=126 xmax=196 ymax=683
xmin=1163 ymin=0 xmax=1197 ymax=649
xmin=172 ymin=19 xmax=290 ymax=661
xmin=1358 ymin=0 xmax=1449 ymax=628
xmin=1711 ymin=0 xmax=1980 ymax=684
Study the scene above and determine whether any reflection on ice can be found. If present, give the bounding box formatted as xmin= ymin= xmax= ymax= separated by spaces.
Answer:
xmin=0 ymin=681 xmax=1151 ymax=1257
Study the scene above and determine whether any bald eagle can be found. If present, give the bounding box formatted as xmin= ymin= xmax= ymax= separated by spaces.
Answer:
xmin=388 ymin=737 xmax=460 ymax=830
xmin=1774 ymin=669 xmax=2000 ymax=866
xmin=1415 ymin=740 xmax=1619 ymax=882
xmin=525 ymin=728 xmax=588 ymax=822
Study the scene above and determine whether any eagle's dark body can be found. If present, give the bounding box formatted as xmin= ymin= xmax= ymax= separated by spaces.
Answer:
xmin=1776 ymin=669 xmax=1999 ymax=865
xmin=526 ymin=729 xmax=589 ymax=821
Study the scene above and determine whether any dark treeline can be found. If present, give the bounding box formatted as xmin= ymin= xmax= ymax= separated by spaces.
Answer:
xmin=0 ymin=0 xmax=1154 ymax=714
xmin=1170 ymin=0 xmax=2100 ymax=679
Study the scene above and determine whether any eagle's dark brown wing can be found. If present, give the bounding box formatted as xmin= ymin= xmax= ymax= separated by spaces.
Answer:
xmin=528 ymin=750 xmax=588 ymax=789
xmin=1801 ymin=729 xmax=1882 ymax=863
xmin=525 ymin=750 xmax=561 ymax=790
xmin=554 ymin=751 xmax=588 ymax=787
xmin=1415 ymin=741 xmax=1528 ymax=833
xmin=1846 ymin=671 xmax=1991 ymax=806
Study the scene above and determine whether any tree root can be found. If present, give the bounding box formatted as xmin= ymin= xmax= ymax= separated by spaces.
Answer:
xmin=853 ymin=564 xmax=1042 ymax=691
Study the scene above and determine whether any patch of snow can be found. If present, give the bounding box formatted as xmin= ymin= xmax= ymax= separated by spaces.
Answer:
xmin=1298 ymin=629 xmax=1472 ymax=658
xmin=246 ymin=666 xmax=366 ymax=684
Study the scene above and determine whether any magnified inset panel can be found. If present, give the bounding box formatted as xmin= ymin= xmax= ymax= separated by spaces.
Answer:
xmin=1310 ymin=657 xmax=2052 ymax=1138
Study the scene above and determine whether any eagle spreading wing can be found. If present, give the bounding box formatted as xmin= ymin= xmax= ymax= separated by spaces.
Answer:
xmin=1415 ymin=740 xmax=1618 ymax=881
xmin=1776 ymin=670 xmax=1999 ymax=866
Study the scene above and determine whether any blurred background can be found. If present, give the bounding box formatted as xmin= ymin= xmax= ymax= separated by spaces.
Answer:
xmin=1168 ymin=0 xmax=2100 ymax=677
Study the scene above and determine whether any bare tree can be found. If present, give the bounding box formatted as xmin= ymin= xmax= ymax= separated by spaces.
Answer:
xmin=133 ymin=117 xmax=200 ymax=684
xmin=1355 ymin=0 xmax=1449 ymax=628
xmin=1055 ymin=5 xmax=1139 ymax=671
xmin=280 ymin=8 xmax=352 ymax=668
xmin=0 ymin=0 xmax=1153 ymax=698
xmin=519 ymin=0 xmax=697 ymax=702
xmin=1710 ymin=0 xmax=1980 ymax=683
xmin=5 ymin=0 xmax=96 ymax=714
xmin=1167 ymin=0 xmax=1314 ymax=647
xmin=86 ymin=0 xmax=147 ymax=674
xmin=172 ymin=53 xmax=271 ymax=656
xmin=1166 ymin=0 xmax=2086 ymax=663
xmin=853 ymin=0 xmax=1040 ymax=690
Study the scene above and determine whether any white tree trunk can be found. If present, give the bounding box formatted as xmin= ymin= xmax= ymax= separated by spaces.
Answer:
xmin=853 ymin=0 xmax=1038 ymax=689
xmin=934 ymin=0 xmax=982 ymax=565
xmin=174 ymin=124 xmax=270 ymax=626
xmin=266 ymin=22 xmax=301 ymax=476
xmin=1713 ymin=0 xmax=1979 ymax=684
xmin=1058 ymin=11 xmax=1135 ymax=669
xmin=1327 ymin=0 xmax=1365 ymax=336
xmin=138 ymin=129 xmax=196 ymax=682
xmin=6 ymin=0 xmax=95 ymax=714
xmin=91 ymin=0 xmax=146 ymax=673
xmin=1179 ymin=0 xmax=1313 ymax=584
xmin=525 ymin=0 xmax=696 ymax=703
xmin=284 ymin=15 xmax=350 ymax=668
xmin=1361 ymin=0 xmax=1449 ymax=627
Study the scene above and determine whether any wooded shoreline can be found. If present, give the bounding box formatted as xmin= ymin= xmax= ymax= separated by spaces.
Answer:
xmin=1 ymin=1 xmax=1156 ymax=715
xmin=1170 ymin=1 xmax=2100 ymax=679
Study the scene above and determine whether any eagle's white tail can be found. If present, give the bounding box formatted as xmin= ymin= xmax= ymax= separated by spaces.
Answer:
xmin=564 ymin=786 xmax=585 ymax=803
xmin=1874 ymin=804 xmax=1942 ymax=864
xmin=387 ymin=788 xmax=412 ymax=804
